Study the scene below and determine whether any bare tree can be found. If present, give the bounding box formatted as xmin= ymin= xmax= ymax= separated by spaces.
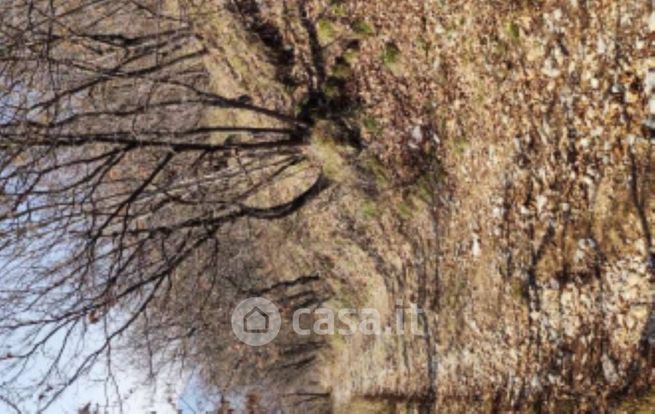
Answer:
xmin=0 ymin=0 xmax=323 ymax=410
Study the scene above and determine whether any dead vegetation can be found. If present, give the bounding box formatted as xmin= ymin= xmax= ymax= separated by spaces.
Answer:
xmin=197 ymin=0 xmax=655 ymax=412
xmin=0 ymin=0 xmax=652 ymax=412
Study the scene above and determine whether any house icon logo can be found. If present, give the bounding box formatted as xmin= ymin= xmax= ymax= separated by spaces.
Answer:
xmin=231 ymin=297 xmax=281 ymax=346
xmin=244 ymin=306 xmax=270 ymax=333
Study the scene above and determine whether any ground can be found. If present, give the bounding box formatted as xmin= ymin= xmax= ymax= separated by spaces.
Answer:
xmin=182 ymin=0 xmax=655 ymax=412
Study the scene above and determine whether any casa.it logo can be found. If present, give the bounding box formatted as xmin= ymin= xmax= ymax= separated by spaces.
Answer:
xmin=231 ymin=297 xmax=281 ymax=346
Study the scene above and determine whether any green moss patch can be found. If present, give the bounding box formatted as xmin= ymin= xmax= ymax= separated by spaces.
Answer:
xmin=318 ymin=19 xmax=336 ymax=44
xmin=381 ymin=42 xmax=403 ymax=75
xmin=351 ymin=18 xmax=375 ymax=36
